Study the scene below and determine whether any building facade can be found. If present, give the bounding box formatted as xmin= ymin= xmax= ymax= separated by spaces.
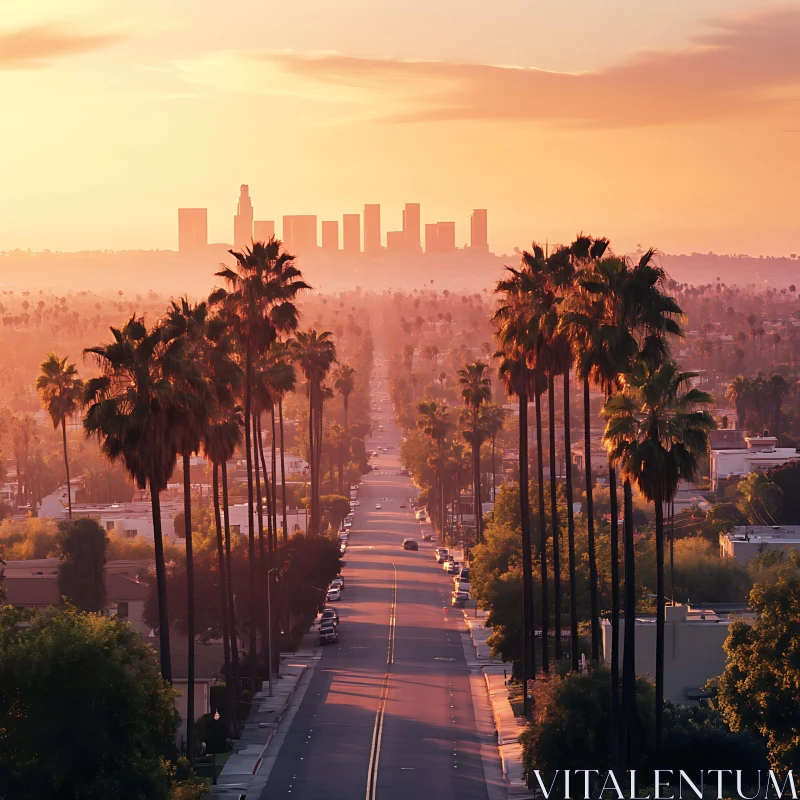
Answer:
xmin=178 ymin=208 xmax=208 ymax=254
xmin=233 ymin=185 xmax=253 ymax=249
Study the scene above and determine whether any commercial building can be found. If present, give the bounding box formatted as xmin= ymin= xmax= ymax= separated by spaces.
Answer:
xmin=710 ymin=434 xmax=800 ymax=491
xmin=177 ymin=208 xmax=208 ymax=254
xmin=343 ymin=213 xmax=361 ymax=254
xmin=470 ymin=209 xmax=488 ymax=251
xmin=283 ymin=215 xmax=317 ymax=254
xmin=233 ymin=185 xmax=254 ymax=249
xmin=364 ymin=204 xmax=381 ymax=254
xmin=403 ymin=202 xmax=421 ymax=251
xmin=425 ymin=223 xmax=439 ymax=254
xmin=720 ymin=525 xmax=800 ymax=564
xmin=436 ymin=221 xmax=456 ymax=253
xmin=321 ymin=220 xmax=339 ymax=252
xmin=602 ymin=604 xmax=748 ymax=704
xmin=254 ymin=220 xmax=275 ymax=242
xmin=386 ymin=231 xmax=405 ymax=252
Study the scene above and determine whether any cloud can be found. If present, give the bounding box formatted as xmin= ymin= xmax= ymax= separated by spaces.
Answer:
xmin=237 ymin=6 xmax=800 ymax=128
xmin=0 ymin=24 xmax=123 ymax=69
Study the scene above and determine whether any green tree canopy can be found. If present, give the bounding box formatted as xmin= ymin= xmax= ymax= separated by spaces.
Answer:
xmin=56 ymin=518 xmax=108 ymax=612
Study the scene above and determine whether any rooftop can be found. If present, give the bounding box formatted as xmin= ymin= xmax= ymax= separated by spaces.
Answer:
xmin=4 ymin=573 xmax=150 ymax=607
xmin=726 ymin=525 xmax=800 ymax=545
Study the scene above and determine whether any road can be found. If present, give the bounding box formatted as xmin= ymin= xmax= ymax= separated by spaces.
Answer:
xmin=259 ymin=353 xmax=503 ymax=799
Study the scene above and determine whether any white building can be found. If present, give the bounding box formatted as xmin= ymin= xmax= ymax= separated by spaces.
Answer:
xmin=224 ymin=504 xmax=309 ymax=536
xmin=710 ymin=434 xmax=800 ymax=491
xmin=720 ymin=525 xmax=800 ymax=565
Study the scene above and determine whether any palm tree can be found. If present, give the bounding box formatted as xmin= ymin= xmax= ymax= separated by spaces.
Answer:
xmin=84 ymin=316 xmax=189 ymax=683
xmin=290 ymin=330 xmax=337 ymax=535
xmin=417 ymin=400 xmax=451 ymax=539
xmin=36 ymin=354 xmax=83 ymax=519
xmin=726 ymin=375 xmax=751 ymax=431
xmin=334 ymin=364 xmax=355 ymax=431
xmin=457 ymin=361 xmax=492 ymax=544
xmin=604 ymin=358 xmax=714 ymax=760
xmin=480 ymin=402 xmax=506 ymax=503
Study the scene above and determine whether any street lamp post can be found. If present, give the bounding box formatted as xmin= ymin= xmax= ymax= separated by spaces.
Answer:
xmin=267 ymin=566 xmax=277 ymax=697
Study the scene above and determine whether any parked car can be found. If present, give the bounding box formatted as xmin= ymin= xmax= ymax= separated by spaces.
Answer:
xmin=318 ymin=623 xmax=338 ymax=644
xmin=321 ymin=608 xmax=339 ymax=626
xmin=445 ymin=559 xmax=459 ymax=574
xmin=452 ymin=590 xmax=469 ymax=608
xmin=326 ymin=587 xmax=341 ymax=602
xmin=331 ymin=577 xmax=344 ymax=591
xmin=434 ymin=548 xmax=449 ymax=563
xmin=402 ymin=538 xmax=419 ymax=551
xmin=457 ymin=568 xmax=469 ymax=584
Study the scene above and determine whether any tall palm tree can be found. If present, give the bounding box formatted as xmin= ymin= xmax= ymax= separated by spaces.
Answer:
xmin=36 ymin=354 xmax=83 ymax=519
xmin=213 ymin=238 xmax=309 ymax=687
xmin=84 ymin=316 xmax=190 ymax=683
xmin=480 ymin=402 xmax=506 ymax=503
xmin=604 ymin=359 xmax=714 ymax=759
xmin=290 ymin=330 xmax=337 ymax=535
xmin=457 ymin=361 xmax=492 ymax=544
xmin=417 ymin=400 xmax=450 ymax=539
xmin=333 ymin=363 xmax=355 ymax=432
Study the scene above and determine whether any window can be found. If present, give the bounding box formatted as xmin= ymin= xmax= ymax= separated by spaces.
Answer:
xmin=124 ymin=529 xmax=137 ymax=539
xmin=116 ymin=602 xmax=129 ymax=619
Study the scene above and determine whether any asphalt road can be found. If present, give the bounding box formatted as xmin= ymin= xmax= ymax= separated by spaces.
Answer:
xmin=259 ymin=356 xmax=498 ymax=800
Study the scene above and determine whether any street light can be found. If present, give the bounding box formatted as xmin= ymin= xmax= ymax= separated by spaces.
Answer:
xmin=267 ymin=567 xmax=277 ymax=698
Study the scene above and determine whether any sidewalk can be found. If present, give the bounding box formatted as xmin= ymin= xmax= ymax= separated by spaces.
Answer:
xmin=463 ymin=607 xmax=533 ymax=799
xmin=212 ymin=640 xmax=317 ymax=798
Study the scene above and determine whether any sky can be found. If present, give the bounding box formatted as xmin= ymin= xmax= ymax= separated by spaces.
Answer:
xmin=1 ymin=0 xmax=799 ymax=257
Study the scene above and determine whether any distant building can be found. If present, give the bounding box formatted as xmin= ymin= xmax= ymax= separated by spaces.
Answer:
xmin=436 ymin=221 xmax=456 ymax=253
xmin=386 ymin=231 xmax=405 ymax=251
xmin=283 ymin=215 xmax=317 ymax=254
xmin=178 ymin=208 xmax=207 ymax=254
xmin=364 ymin=204 xmax=381 ymax=254
xmin=403 ymin=203 xmax=421 ymax=252
xmin=425 ymin=223 xmax=439 ymax=254
xmin=342 ymin=213 xmax=361 ymax=254
xmin=253 ymin=220 xmax=275 ymax=242
xmin=321 ymin=220 xmax=339 ymax=252
xmin=708 ymin=429 xmax=747 ymax=450
xmin=710 ymin=434 xmax=800 ymax=491
xmin=720 ymin=525 xmax=800 ymax=564
xmin=233 ymin=185 xmax=254 ymax=249
xmin=225 ymin=505 xmax=309 ymax=536
xmin=471 ymin=209 xmax=488 ymax=252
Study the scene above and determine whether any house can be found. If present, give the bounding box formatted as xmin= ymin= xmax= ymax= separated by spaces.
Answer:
xmin=710 ymin=434 xmax=800 ymax=491
xmin=224 ymin=505 xmax=309 ymax=536
xmin=601 ymin=604 xmax=750 ymax=704
xmin=719 ymin=525 xmax=800 ymax=565
xmin=3 ymin=571 xmax=151 ymax=634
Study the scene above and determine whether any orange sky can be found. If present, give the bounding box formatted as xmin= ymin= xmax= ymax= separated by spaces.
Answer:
xmin=1 ymin=0 xmax=799 ymax=257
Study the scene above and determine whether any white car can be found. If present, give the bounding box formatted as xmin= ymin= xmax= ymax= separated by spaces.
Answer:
xmin=330 ymin=577 xmax=344 ymax=591
xmin=343 ymin=520 xmax=353 ymax=528
xmin=326 ymin=587 xmax=341 ymax=602
xmin=375 ymin=504 xmax=382 ymax=510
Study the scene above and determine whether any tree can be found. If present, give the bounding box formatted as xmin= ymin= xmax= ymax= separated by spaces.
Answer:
xmin=480 ymin=402 xmax=506 ymax=503
xmin=84 ymin=316 xmax=188 ymax=683
xmin=604 ymin=358 xmax=714 ymax=759
xmin=718 ymin=576 xmax=800 ymax=772
xmin=0 ymin=608 xmax=177 ymax=800
xmin=36 ymin=354 xmax=83 ymax=519
xmin=736 ymin=472 xmax=783 ymax=525
xmin=417 ymin=400 xmax=451 ymax=539
xmin=333 ymin=363 xmax=355 ymax=431
xmin=56 ymin=518 xmax=108 ymax=612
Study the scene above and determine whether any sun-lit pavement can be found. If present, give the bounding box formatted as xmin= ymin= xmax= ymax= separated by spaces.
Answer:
xmin=252 ymin=352 xmax=506 ymax=800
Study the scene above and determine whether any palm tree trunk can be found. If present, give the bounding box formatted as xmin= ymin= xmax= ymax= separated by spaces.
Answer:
xmin=212 ymin=463 xmax=233 ymax=732
xmin=621 ymin=479 xmax=637 ymax=768
xmin=548 ymin=376 xmax=562 ymax=661
xmin=344 ymin=395 xmax=349 ymax=433
xmin=257 ymin=415 xmax=274 ymax=556
xmin=670 ymin=501 xmax=675 ymax=605
xmin=279 ymin=399 xmax=289 ymax=542
xmin=315 ymin=396 xmax=324 ymax=533
xmin=491 ymin=434 xmax=496 ymax=502
xmin=244 ymin=341 xmax=257 ymax=692
xmin=584 ymin=378 xmax=600 ymax=662
xmin=61 ymin=418 xmax=72 ymax=519
xmin=270 ymin=408 xmax=279 ymax=548
xmin=609 ymin=462 xmax=621 ymax=766
xmin=150 ymin=481 xmax=172 ymax=684
xmin=473 ymin=410 xmax=483 ymax=544
xmin=182 ymin=451 xmax=196 ymax=760
xmin=254 ymin=415 xmax=268 ymax=655
xmin=563 ymin=370 xmax=578 ymax=671
xmin=534 ymin=391 xmax=549 ymax=673
xmin=519 ymin=387 xmax=535 ymax=710
xmin=308 ymin=389 xmax=316 ymax=534
xmin=655 ymin=493 xmax=666 ymax=763
xmin=221 ymin=462 xmax=240 ymax=696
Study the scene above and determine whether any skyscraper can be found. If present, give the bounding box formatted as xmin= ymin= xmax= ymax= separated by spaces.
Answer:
xmin=254 ymin=220 xmax=275 ymax=242
xmin=283 ymin=215 xmax=317 ymax=254
xmin=436 ymin=221 xmax=456 ymax=253
xmin=342 ymin=214 xmax=361 ymax=254
xmin=425 ymin=223 xmax=439 ymax=254
xmin=471 ymin=209 xmax=488 ymax=252
xmin=282 ymin=215 xmax=294 ymax=251
xmin=386 ymin=231 xmax=405 ymax=251
xmin=321 ymin=221 xmax=339 ymax=252
xmin=233 ymin=185 xmax=253 ymax=249
xmin=363 ymin=204 xmax=381 ymax=255
xmin=403 ymin=203 xmax=421 ymax=252
xmin=178 ymin=208 xmax=207 ymax=254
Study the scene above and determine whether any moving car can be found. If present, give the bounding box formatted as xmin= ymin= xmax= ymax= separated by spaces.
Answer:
xmin=402 ymin=538 xmax=419 ymax=551
xmin=434 ymin=548 xmax=449 ymax=564
xmin=415 ymin=510 xmax=426 ymax=520
xmin=375 ymin=504 xmax=382 ymax=510
xmin=326 ymin=587 xmax=341 ymax=602
xmin=318 ymin=622 xmax=338 ymax=645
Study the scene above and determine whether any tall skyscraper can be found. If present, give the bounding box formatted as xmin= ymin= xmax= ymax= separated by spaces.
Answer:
xmin=436 ymin=221 xmax=456 ymax=253
xmin=403 ymin=203 xmax=421 ymax=252
xmin=471 ymin=209 xmax=488 ymax=252
xmin=233 ymin=185 xmax=253 ymax=249
xmin=425 ymin=223 xmax=439 ymax=254
xmin=386 ymin=231 xmax=405 ymax=251
xmin=283 ymin=215 xmax=317 ymax=254
xmin=178 ymin=208 xmax=207 ymax=254
xmin=321 ymin=220 xmax=339 ymax=252
xmin=254 ymin=220 xmax=275 ymax=242
xmin=342 ymin=214 xmax=361 ymax=254
xmin=363 ymin=204 xmax=381 ymax=255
